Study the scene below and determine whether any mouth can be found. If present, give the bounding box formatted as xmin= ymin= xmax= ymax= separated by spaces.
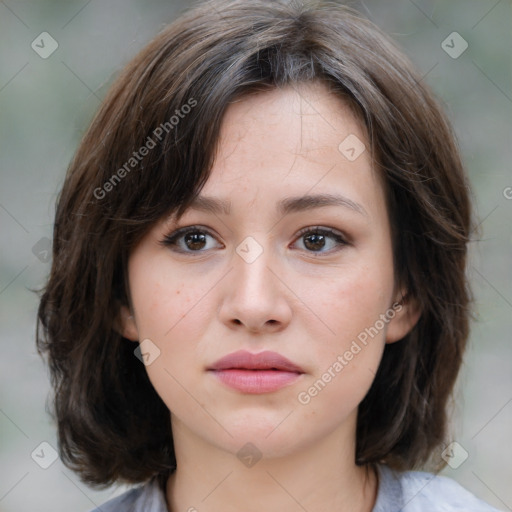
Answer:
xmin=207 ymin=350 xmax=304 ymax=394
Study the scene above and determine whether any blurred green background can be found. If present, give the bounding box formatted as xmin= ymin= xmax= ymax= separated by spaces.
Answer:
xmin=1 ymin=0 xmax=511 ymax=510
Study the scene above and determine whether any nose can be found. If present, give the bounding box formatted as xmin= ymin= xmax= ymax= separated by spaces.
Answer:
xmin=218 ymin=241 xmax=292 ymax=334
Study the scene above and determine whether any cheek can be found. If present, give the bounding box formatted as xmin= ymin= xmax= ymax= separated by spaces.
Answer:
xmin=130 ymin=254 xmax=210 ymax=339
xmin=296 ymin=270 xmax=389 ymax=420
xmin=297 ymin=249 xmax=395 ymax=394
xmin=128 ymin=256 xmax=213 ymax=392
xmin=135 ymin=280 xmax=213 ymax=369
xmin=132 ymin=276 xmax=214 ymax=417
xmin=313 ymin=263 xmax=393 ymax=338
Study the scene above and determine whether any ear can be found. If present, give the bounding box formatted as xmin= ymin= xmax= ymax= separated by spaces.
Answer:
xmin=114 ymin=304 xmax=139 ymax=342
xmin=385 ymin=290 xmax=422 ymax=344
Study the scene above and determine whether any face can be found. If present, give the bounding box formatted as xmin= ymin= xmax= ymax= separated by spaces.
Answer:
xmin=120 ymin=81 xmax=419 ymax=459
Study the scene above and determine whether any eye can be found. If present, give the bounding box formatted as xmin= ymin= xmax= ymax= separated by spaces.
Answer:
xmin=160 ymin=225 xmax=347 ymax=255
xmin=159 ymin=226 xmax=223 ymax=253
xmin=292 ymin=226 xmax=348 ymax=254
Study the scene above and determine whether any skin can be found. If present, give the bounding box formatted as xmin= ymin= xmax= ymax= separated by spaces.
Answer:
xmin=120 ymin=81 xmax=420 ymax=512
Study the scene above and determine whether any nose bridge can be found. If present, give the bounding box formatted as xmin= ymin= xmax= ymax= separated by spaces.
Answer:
xmin=232 ymin=234 xmax=275 ymax=297
xmin=218 ymin=233 xmax=292 ymax=331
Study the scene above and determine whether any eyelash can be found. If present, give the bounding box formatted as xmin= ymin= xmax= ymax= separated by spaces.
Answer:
xmin=159 ymin=225 xmax=348 ymax=255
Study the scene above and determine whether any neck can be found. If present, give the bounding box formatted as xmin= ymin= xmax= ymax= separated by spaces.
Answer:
xmin=165 ymin=413 xmax=378 ymax=512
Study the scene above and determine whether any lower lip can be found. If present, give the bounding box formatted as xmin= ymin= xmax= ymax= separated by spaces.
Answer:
xmin=209 ymin=369 xmax=302 ymax=393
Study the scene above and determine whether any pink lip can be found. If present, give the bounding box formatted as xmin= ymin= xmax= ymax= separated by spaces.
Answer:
xmin=207 ymin=350 xmax=304 ymax=394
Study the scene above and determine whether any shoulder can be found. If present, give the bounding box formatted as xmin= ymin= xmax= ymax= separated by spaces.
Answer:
xmin=375 ymin=464 xmax=503 ymax=512
xmin=398 ymin=469 xmax=502 ymax=511
xmin=88 ymin=478 xmax=168 ymax=512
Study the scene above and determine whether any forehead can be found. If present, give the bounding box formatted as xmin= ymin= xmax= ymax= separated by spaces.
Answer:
xmin=194 ymin=82 xmax=384 ymax=221
xmin=217 ymin=81 xmax=367 ymax=158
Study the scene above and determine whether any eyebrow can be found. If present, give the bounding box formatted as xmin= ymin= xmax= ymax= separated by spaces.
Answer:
xmin=184 ymin=193 xmax=368 ymax=217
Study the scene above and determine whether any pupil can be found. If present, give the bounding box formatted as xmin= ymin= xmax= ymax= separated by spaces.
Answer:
xmin=185 ymin=232 xmax=206 ymax=250
xmin=304 ymin=233 xmax=325 ymax=251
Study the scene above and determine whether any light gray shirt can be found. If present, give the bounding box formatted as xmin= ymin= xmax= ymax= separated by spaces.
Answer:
xmin=90 ymin=463 xmax=503 ymax=511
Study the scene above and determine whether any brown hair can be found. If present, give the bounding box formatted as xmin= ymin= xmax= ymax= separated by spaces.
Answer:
xmin=36 ymin=0 xmax=472 ymax=487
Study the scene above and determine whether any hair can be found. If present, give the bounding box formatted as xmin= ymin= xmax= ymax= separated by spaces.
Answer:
xmin=36 ymin=0 xmax=473 ymax=488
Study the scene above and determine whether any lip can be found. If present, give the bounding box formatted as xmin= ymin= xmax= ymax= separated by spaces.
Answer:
xmin=207 ymin=350 xmax=305 ymax=394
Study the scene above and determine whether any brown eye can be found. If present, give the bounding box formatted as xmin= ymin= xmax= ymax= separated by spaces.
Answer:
xmin=303 ymin=232 xmax=327 ymax=251
xmin=184 ymin=232 xmax=207 ymax=250
xmin=160 ymin=226 xmax=222 ymax=253
xmin=294 ymin=227 xmax=347 ymax=254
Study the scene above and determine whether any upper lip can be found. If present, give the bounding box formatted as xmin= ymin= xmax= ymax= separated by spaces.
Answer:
xmin=208 ymin=350 xmax=304 ymax=373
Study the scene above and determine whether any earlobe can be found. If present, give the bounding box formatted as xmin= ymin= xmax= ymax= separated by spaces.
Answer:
xmin=115 ymin=305 xmax=139 ymax=341
xmin=385 ymin=292 xmax=421 ymax=344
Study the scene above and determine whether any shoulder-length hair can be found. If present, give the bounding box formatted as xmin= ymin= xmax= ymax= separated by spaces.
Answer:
xmin=36 ymin=0 xmax=472 ymax=486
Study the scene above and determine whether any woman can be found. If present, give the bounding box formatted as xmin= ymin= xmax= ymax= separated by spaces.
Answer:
xmin=36 ymin=1 xmax=502 ymax=510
